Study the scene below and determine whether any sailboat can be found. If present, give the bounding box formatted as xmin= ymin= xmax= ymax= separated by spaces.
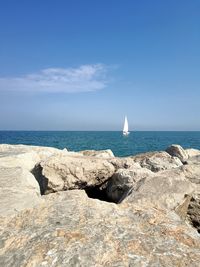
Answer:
xmin=123 ymin=116 xmax=130 ymax=136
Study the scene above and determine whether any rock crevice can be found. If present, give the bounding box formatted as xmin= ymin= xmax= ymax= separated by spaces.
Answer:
xmin=1 ymin=143 xmax=200 ymax=266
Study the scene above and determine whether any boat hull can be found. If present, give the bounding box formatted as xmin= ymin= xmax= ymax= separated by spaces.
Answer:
xmin=123 ymin=131 xmax=130 ymax=136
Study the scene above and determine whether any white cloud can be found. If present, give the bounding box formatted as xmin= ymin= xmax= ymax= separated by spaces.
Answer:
xmin=0 ymin=64 xmax=108 ymax=93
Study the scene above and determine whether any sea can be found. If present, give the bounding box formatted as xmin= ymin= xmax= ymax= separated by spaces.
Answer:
xmin=0 ymin=131 xmax=200 ymax=157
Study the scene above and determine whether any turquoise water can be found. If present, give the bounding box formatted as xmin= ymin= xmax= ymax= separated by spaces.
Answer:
xmin=0 ymin=131 xmax=200 ymax=157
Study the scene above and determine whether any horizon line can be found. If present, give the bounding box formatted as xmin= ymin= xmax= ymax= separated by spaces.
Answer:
xmin=0 ymin=130 xmax=200 ymax=132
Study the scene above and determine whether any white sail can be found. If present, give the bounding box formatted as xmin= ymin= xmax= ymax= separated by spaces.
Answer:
xmin=123 ymin=116 xmax=130 ymax=135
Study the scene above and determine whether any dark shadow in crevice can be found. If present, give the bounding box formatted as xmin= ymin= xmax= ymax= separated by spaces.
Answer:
xmin=31 ymin=164 xmax=48 ymax=195
xmin=190 ymin=220 xmax=200 ymax=233
xmin=84 ymin=185 xmax=114 ymax=203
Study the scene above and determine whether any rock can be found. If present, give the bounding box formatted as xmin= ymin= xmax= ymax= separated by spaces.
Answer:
xmin=1 ymin=190 xmax=200 ymax=267
xmin=175 ymin=194 xmax=192 ymax=220
xmin=41 ymin=154 xmax=116 ymax=192
xmin=0 ymin=167 xmax=41 ymax=216
xmin=187 ymin=194 xmax=200 ymax=233
xmin=0 ymin=150 xmax=40 ymax=171
xmin=174 ymin=193 xmax=200 ymax=234
xmin=106 ymin=165 xmax=153 ymax=203
xmin=166 ymin=144 xmax=188 ymax=163
xmin=108 ymin=157 xmax=136 ymax=170
xmin=125 ymin=169 xmax=196 ymax=210
xmin=0 ymin=144 xmax=64 ymax=171
xmin=0 ymin=144 xmax=63 ymax=158
xmin=186 ymin=148 xmax=200 ymax=158
xmin=186 ymin=155 xmax=200 ymax=165
xmin=1 ymin=144 xmax=200 ymax=266
xmin=131 ymin=151 xmax=182 ymax=172
xmin=30 ymin=145 xmax=67 ymax=160
xmin=80 ymin=149 xmax=114 ymax=158
xmin=181 ymin=164 xmax=200 ymax=184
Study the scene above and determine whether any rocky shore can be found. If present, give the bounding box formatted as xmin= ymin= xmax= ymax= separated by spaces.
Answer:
xmin=1 ymin=144 xmax=200 ymax=266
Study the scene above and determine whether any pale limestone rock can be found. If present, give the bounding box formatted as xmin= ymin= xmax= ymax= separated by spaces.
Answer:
xmin=0 ymin=190 xmax=200 ymax=267
xmin=186 ymin=148 xmax=200 ymax=158
xmin=0 ymin=144 xmax=64 ymax=171
xmin=0 ymin=150 xmax=40 ymax=171
xmin=126 ymin=169 xmax=196 ymax=210
xmin=0 ymin=167 xmax=41 ymax=216
xmin=181 ymin=163 xmax=200 ymax=184
xmin=41 ymin=154 xmax=115 ymax=192
xmin=131 ymin=151 xmax=182 ymax=172
xmin=80 ymin=149 xmax=114 ymax=158
xmin=108 ymin=157 xmax=140 ymax=170
xmin=0 ymin=143 xmax=64 ymax=159
xmin=166 ymin=144 xmax=188 ymax=163
xmin=106 ymin=165 xmax=153 ymax=203
xmin=0 ymin=144 xmax=200 ymax=266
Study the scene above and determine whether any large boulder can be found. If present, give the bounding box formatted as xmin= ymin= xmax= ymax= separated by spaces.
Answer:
xmin=1 ymin=144 xmax=200 ymax=266
xmin=106 ymin=165 xmax=153 ymax=203
xmin=125 ymin=169 xmax=196 ymax=210
xmin=0 ymin=150 xmax=40 ymax=171
xmin=0 ymin=143 xmax=63 ymax=156
xmin=166 ymin=144 xmax=188 ymax=163
xmin=41 ymin=154 xmax=116 ymax=192
xmin=1 ymin=190 xmax=200 ymax=267
xmin=0 ymin=144 xmax=64 ymax=171
xmin=181 ymin=164 xmax=200 ymax=184
xmin=0 ymin=167 xmax=41 ymax=216
xmin=131 ymin=151 xmax=182 ymax=172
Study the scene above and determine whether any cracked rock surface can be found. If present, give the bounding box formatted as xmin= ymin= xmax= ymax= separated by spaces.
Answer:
xmin=1 ymin=144 xmax=200 ymax=266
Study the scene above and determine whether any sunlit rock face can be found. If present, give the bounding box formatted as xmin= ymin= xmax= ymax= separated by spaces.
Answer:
xmin=1 ymin=190 xmax=200 ymax=267
xmin=131 ymin=151 xmax=183 ymax=172
xmin=166 ymin=144 xmax=189 ymax=163
xmin=1 ymin=144 xmax=200 ymax=266
xmin=40 ymin=153 xmax=116 ymax=192
xmin=0 ymin=167 xmax=41 ymax=216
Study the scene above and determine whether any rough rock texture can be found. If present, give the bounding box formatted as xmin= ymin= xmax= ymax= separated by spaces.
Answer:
xmin=187 ymin=194 xmax=200 ymax=233
xmin=0 ymin=144 xmax=64 ymax=158
xmin=106 ymin=165 xmax=153 ymax=203
xmin=131 ymin=151 xmax=182 ymax=172
xmin=166 ymin=144 xmax=188 ymax=163
xmin=181 ymin=163 xmax=200 ymax=184
xmin=41 ymin=154 xmax=116 ymax=192
xmin=186 ymin=148 xmax=200 ymax=158
xmin=80 ymin=149 xmax=114 ymax=158
xmin=0 ymin=167 xmax=41 ymax=216
xmin=108 ymin=157 xmax=136 ymax=170
xmin=125 ymin=169 xmax=196 ymax=210
xmin=186 ymin=155 xmax=200 ymax=166
xmin=1 ymin=190 xmax=200 ymax=267
xmin=0 ymin=149 xmax=40 ymax=171
xmin=0 ymin=144 xmax=64 ymax=171
xmin=1 ymin=144 xmax=200 ymax=266
xmin=175 ymin=194 xmax=200 ymax=233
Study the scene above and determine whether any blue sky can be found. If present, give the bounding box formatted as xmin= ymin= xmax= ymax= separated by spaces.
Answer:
xmin=0 ymin=0 xmax=200 ymax=130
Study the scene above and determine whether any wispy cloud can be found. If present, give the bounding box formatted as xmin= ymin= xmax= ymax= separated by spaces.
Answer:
xmin=0 ymin=64 xmax=108 ymax=93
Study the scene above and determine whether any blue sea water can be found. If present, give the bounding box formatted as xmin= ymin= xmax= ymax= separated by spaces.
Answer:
xmin=0 ymin=131 xmax=200 ymax=157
